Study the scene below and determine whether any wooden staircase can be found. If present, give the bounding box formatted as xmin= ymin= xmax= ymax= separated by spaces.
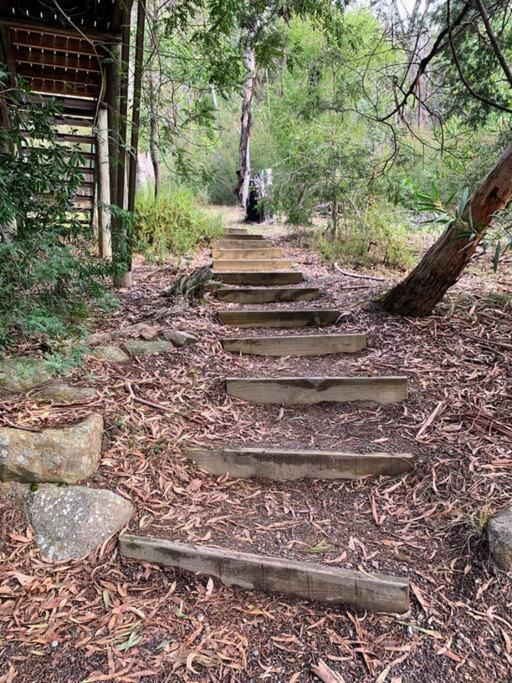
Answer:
xmin=120 ymin=225 xmax=412 ymax=615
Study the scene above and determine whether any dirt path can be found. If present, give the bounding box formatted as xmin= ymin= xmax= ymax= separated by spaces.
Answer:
xmin=1 ymin=208 xmax=511 ymax=682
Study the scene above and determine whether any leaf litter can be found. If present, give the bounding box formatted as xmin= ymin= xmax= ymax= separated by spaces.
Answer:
xmin=0 ymin=210 xmax=511 ymax=681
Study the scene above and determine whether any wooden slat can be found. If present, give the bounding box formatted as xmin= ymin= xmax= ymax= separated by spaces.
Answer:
xmin=184 ymin=447 xmax=413 ymax=480
xmin=222 ymin=334 xmax=366 ymax=356
xmin=14 ymin=46 xmax=101 ymax=72
xmin=213 ymin=259 xmax=293 ymax=272
xmin=17 ymin=62 xmax=101 ymax=86
xmin=216 ymin=287 xmax=320 ymax=304
xmin=35 ymin=94 xmax=96 ymax=112
xmin=56 ymin=133 xmax=94 ymax=144
xmin=213 ymin=240 xmax=275 ymax=250
xmin=28 ymin=79 xmax=99 ymax=97
xmin=7 ymin=22 xmax=121 ymax=46
xmin=212 ymin=248 xmax=283 ymax=259
xmin=51 ymin=115 xmax=94 ymax=128
xmin=119 ymin=535 xmax=410 ymax=614
xmin=217 ymin=309 xmax=341 ymax=328
xmin=226 ymin=376 xmax=408 ymax=405
xmin=10 ymin=28 xmax=99 ymax=55
xmin=213 ymin=271 xmax=303 ymax=286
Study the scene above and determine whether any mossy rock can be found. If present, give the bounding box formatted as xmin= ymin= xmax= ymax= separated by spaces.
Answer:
xmin=89 ymin=345 xmax=130 ymax=363
xmin=0 ymin=357 xmax=53 ymax=393
xmin=32 ymin=383 xmax=97 ymax=405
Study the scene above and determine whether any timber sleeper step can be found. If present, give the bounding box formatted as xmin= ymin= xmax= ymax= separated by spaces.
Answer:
xmin=213 ymin=271 xmax=303 ymax=286
xmin=224 ymin=233 xmax=265 ymax=240
xmin=119 ymin=535 xmax=410 ymax=614
xmin=217 ymin=309 xmax=341 ymax=328
xmin=223 ymin=333 xmax=366 ymax=355
xmin=216 ymin=286 xmax=320 ymax=304
xmin=184 ymin=447 xmax=413 ymax=480
xmin=213 ymin=259 xmax=293 ymax=272
xmin=212 ymin=248 xmax=284 ymax=259
xmin=226 ymin=376 xmax=408 ymax=404
xmin=214 ymin=239 xmax=276 ymax=250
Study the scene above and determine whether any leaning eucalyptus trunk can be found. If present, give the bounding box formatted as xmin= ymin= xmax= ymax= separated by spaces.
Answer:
xmin=383 ymin=142 xmax=512 ymax=316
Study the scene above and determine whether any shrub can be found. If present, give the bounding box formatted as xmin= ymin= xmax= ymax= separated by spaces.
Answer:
xmin=134 ymin=186 xmax=224 ymax=261
xmin=0 ymin=77 xmax=112 ymax=348
xmin=317 ymin=197 xmax=414 ymax=270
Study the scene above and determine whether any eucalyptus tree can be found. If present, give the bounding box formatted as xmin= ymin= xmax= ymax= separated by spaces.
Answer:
xmin=382 ymin=0 xmax=512 ymax=315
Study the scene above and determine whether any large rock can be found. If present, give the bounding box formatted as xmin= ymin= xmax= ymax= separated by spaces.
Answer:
xmin=32 ymin=383 xmax=97 ymax=405
xmin=0 ymin=414 xmax=103 ymax=484
xmin=163 ymin=329 xmax=198 ymax=347
xmin=27 ymin=485 xmax=133 ymax=561
xmin=89 ymin=345 xmax=130 ymax=363
xmin=487 ymin=507 xmax=512 ymax=571
xmin=0 ymin=357 xmax=53 ymax=392
xmin=123 ymin=339 xmax=173 ymax=356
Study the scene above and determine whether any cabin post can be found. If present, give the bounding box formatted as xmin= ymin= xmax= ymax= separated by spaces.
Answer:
xmin=96 ymin=105 xmax=112 ymax=258
xmin=112 ymin=11 xmax=132 ymax=288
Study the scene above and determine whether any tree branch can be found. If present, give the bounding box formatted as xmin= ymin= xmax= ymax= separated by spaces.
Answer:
xmin=473 ymin=0 xmax=512 ymax=89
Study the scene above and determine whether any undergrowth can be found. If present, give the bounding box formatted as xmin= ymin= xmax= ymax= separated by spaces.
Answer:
xmin=134 ymin=186 xmax=224 ymax=262
xmin=317 ymin=198 xmax=415 ymax=270
xmin=0 ymin=76 xmax=113 ymax=349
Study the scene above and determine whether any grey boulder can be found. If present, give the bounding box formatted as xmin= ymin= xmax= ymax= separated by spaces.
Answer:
xmin=487 ymin=507 xmax=512 ymax=571
xmin=27 ymin=484 xmax=133 ymax=561
xmin=89 ymin=345 xmax=130 ymax=363
xmin=0 ymin=414 xmax=103 ymax=484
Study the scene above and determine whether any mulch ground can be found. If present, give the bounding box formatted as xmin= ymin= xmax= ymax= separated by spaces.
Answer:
xmin=1 ymin=209 xmax=511 ymax=683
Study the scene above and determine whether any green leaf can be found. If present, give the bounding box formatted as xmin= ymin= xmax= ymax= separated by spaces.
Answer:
xmin=457 ymin=186 xmax=470 ymax=218
xmin=117 ymin=630 xmax=142 ymax=651
xmin=493 ymin=241 xmax=501 ymax=272
xmin=304 ymin=539 xmax=334 ymax=554
xmin=102 ymin=590 xmax=111 ymax=609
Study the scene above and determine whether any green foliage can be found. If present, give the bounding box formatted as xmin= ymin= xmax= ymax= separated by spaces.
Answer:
xmin=44 ymin=344 xmax=88 ymax=377
xmin=317 ymin=197 xmax=414 ymax=270
xmin=134 ymin=186 xmax=224 ymax=261
xmin=0 ymin=79 xmax=113 ymax=348
xmin=412 ymin=184 xmax=512 ymax=271
xmin=204 ymin=106 xmax=277 ymax=205
xmin=264 ymin=11 xmax=400 ymax=224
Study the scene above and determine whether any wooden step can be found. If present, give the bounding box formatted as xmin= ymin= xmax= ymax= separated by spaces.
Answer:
xmin=212 ymin=248 xmax=283 ymax=260
xmin=222 ymin=233 xmax=265 ymax=241
xmin=213 ymin=259 xmax=293 ymax=272
xmin=223 ymin=333 xmax=366 ymax=355
xmin=184 ymin=447 xmax=413 ymax=480
xmin=217 ymin=309 xmax=340 ymax=328
xmin=56 ymin=133 xmax=95 ymax=144
xmin=119 ymin=535 xmax=410 ymax=614
xmin=214 ymin=240 xmax=276 ymax=249
xmin=216 ymin=287 xmax=320 ymax=304
xmin=226 ymin=376 xmax=408 ymax=404
xmin=213 ymin=271 xmax=303 ymax=286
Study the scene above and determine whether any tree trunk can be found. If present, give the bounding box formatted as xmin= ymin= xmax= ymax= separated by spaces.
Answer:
xmin=383 ymin=142 xmax=512 ymax=316
xmin=148 ymin=0 xmax=161 ymax=199
xmin=238 ymin=26 xmax=258 ymax=209
xmin=149 ymin=103 xmax=160 ymax=199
